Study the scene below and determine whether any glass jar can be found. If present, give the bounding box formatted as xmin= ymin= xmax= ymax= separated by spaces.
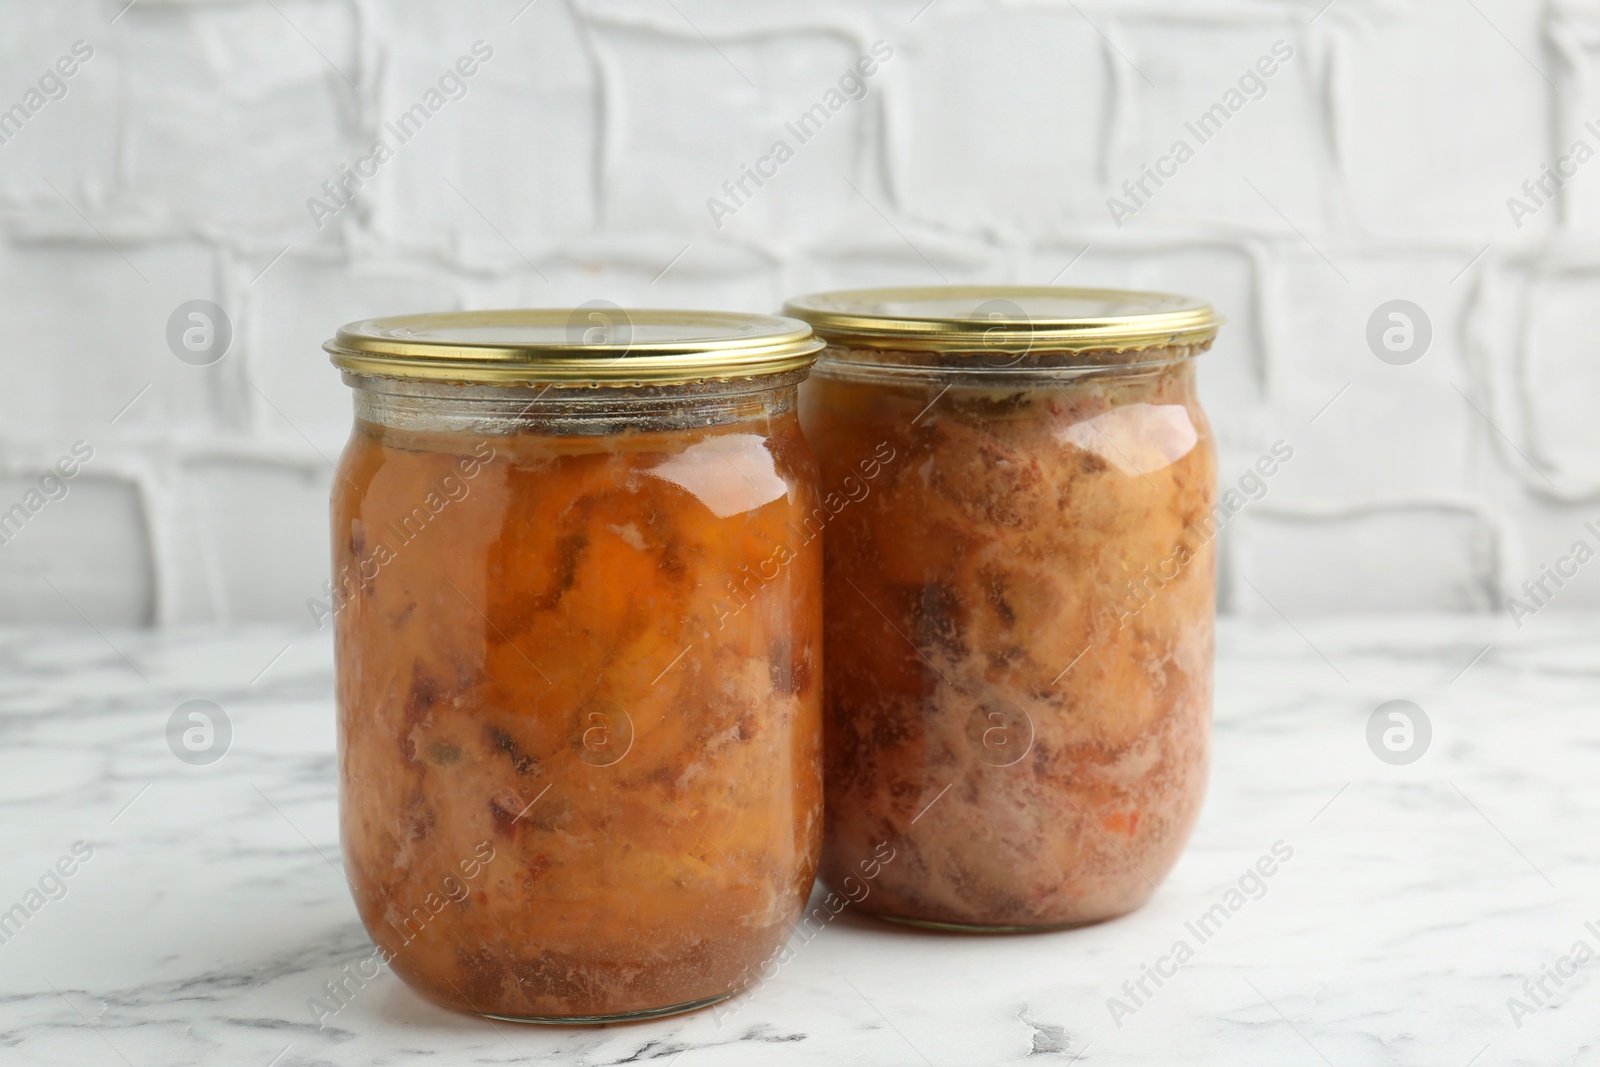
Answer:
xmin=785 ymin=287 xmax=1222 ymax=931
xmin=323 ymin=309 xmax=825 ymax=1021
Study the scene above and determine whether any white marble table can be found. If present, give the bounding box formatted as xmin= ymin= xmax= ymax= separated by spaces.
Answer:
xmin=1 ymin=614 xmax=1596 ymax=1066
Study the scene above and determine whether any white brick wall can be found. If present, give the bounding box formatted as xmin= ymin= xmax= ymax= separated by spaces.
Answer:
xmin=2 ymin=0 xmax=1597 ymax=624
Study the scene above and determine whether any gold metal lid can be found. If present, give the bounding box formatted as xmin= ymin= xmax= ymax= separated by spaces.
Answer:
xmin=325 ymin=307 xmax=824 ymax=385
xmin=783 ymin=286 xmax=1223 ymax=354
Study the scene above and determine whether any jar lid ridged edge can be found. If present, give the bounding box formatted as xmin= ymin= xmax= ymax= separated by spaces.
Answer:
xmin=783 ymin=286 xmax=1224 ymax=353
xmin=324 ymin=308 xmax=825 ymax=385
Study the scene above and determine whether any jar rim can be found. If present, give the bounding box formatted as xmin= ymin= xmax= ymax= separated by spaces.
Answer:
xmin=325 ymin=308 xmax=823 ymax=386
xmin=783 ymin=285 xmax=1223 ymax=355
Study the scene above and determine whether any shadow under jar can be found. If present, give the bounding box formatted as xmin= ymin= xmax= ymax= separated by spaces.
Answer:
xmin=785 ymin=287 xmax=1223 ymax=931
xmin=323 ymin=309 xmax=826 ymax=1021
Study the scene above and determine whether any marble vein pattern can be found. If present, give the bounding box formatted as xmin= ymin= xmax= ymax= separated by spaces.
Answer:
xmin=0 ymin=615 xmax=1596 ymax=1066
